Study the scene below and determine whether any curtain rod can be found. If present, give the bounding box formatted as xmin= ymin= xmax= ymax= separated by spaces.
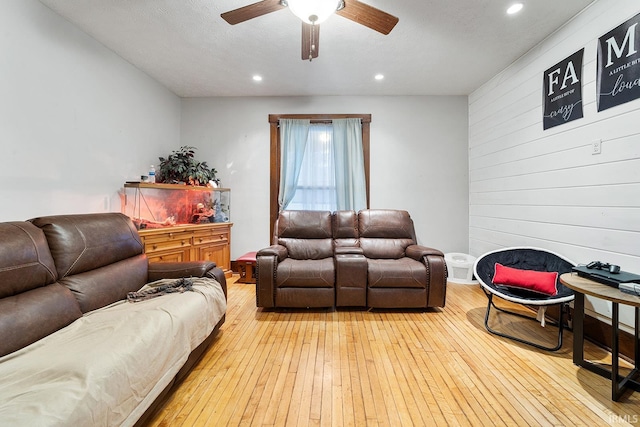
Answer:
xmin=268 ymin=114 xmax=371 ymax=124
xmin=274 ymin=120 xmax=361 ymax=128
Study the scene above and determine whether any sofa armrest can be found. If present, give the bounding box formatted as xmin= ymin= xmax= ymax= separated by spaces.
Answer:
xmin=405 ymin=245 xmax=446 ymax=307
xmin=425 ymin=253 xmax=447 ymax=307
xmin=335 ymin=246 xmax=364 ymax=255
xmin=147 ymin=261 xmax=227 ymax=298
xmin=405 ymin=245 xmax=444 ymax=261
xmin=335 ymin=252 xmax=367 ymax=307
xmin=147 ymin=261 xmax=217 ymax=280
xmin=205 ymin=267 xmax=228 ymax=298
xmin=257 ymin=245 xmax=288 ymax=261
xmin=405 ymin=245 xmax=447 ymax=307
xmin=256 ymin=245 xmax=288 ymax=308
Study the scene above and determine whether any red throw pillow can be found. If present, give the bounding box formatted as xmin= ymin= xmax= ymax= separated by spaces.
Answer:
xmin=492 ymin=263 xmax=558 ymax=296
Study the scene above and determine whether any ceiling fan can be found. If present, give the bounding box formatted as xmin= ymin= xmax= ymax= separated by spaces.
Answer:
xmin=221 ymin=0 xmax=399 ymax=61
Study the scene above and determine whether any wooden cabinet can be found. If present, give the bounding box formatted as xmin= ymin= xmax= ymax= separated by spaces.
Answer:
xmin=138 ymin=223 xmax=233 ymax=277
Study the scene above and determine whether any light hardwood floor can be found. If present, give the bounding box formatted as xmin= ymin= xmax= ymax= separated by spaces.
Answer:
xmin=145 ymin=277 xmax=640 ymax=426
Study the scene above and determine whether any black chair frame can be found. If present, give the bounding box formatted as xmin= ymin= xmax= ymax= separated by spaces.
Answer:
xmin=474 ymin=247 xmax=576 ymax=352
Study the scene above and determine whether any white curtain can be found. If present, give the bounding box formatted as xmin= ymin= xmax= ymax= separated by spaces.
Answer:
xmin=278 ymin=119 xmax=310 ymax=210
xmin=332 ymin=118 xmax=366 ymax=211
xmin=279 ymin=118 xmax=366 ymax=212
xmin=286 ymin=123 xmax=336 ymax=211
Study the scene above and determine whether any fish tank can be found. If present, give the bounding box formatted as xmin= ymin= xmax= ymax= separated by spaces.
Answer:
xmin=121 ymin=183 xmax=230 ymax=230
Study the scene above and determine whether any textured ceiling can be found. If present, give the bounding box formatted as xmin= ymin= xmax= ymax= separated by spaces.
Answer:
xmin=38 ymin=0 xmax=595 ymax=97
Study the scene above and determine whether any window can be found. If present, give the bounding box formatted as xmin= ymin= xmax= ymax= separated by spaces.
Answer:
xmin=269 ymin=114 xmax=371 ymax=240
xmin=286 ymin=123 xmax=337 ymax=211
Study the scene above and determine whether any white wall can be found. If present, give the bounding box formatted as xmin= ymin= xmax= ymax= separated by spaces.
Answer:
xmin=469 ymin=0 xmax=640 ymax=327
xmin=181 ymin=96 xmax=469 ymax=259
xmin=2 ymin=2 xmax=469 ymax=269
xmin=0 ymin=0 xmax=181 ymax=221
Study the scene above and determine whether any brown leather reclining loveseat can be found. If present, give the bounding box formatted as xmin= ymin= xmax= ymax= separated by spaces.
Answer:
xmin=256 ymin=209 xmax=447 ymax=309
xmin=0 ymin=213 xmax=227 ymax=426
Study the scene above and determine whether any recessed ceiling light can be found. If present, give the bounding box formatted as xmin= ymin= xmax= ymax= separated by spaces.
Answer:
xmin=507 ymin=3 xmax=523 ymax=15
xmin=374 ymin=74 xmax=384 ymax=80
xmin=252 ymin=75 xmax=263 ymax=82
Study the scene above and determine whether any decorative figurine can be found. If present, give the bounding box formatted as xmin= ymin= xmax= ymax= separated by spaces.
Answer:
xmin=191 ymin=203 xmax=215 ymax=224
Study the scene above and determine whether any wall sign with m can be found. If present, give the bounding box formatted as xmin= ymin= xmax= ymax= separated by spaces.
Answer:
xmin=597 ymin=11 xmax=640 ymax=112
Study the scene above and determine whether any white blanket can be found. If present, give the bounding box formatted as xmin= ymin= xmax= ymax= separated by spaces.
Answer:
xmin=0 ymin=277 xmax=226 ymax=427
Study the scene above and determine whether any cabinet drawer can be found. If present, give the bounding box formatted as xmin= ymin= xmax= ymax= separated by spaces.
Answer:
xmin=136 ymin=223 xmax=232 ymax=277
xmin=143 ymin=231 xmax=192 ymax=254
xmin=193 ymin=230 xmax=229 ymax=246
xmin=147 ymin=249 xmax=189 ymax=263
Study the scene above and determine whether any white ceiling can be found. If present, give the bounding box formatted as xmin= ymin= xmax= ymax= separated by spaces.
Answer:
xmin=38 ymin=0 xmax=595 ymax=97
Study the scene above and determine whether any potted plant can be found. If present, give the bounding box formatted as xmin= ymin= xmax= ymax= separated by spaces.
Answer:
xmin=157 ymin=146 xmax=219 ymax=186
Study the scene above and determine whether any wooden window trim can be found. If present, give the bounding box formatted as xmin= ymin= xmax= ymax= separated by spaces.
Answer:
xmin=268 ymin=114 xmax=371 ymax=241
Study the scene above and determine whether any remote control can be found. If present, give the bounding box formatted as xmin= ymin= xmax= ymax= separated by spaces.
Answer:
xmin=584 ymin=261 xmax=621 ymax=274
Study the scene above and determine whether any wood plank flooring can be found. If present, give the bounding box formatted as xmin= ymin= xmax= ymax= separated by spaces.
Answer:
xmin=145 ymin=278 xmax=640 ymax=426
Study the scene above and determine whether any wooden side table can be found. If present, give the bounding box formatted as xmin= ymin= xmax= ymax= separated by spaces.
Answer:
xmin=560 ymin=273 xmax=640 ymax=400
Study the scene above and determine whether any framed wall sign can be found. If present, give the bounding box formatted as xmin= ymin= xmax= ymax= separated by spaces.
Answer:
xmin=543 ymin=49 xmax=584 ymax=130
xmin=597 ymin=12 xmax=640 ymax=112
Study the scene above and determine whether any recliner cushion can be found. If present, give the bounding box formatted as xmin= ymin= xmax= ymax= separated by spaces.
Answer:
xmin=0 ymin=222 xmax=57 ymax=298
xmin=60 ymin=255 xmax=149 ymax=313
xmin=0 ymin=284 xmax=82 ymax=357
xmin=358 ymin=210 xmax=416 ymax=259
xmin=278 ymin=238 xmax=334 ymax=260
xmin=277 ymin=211 xmax=334 ymax=259
xmin=276 ymin=258 xmax=335 ymax=288
xmin=358 ymin=210 xmax=415 ymax=239
xmin=277 ymin=210 xmax=332 ymax=239
xmin=30 ymin=213 xmax=144 ymax=278
xmin=367 ymin=258 xmax=427 ymax=289
xmin=360 ymin=238 xmax=415 ymax=259
xmin=333 ymin=210 xmax=359 ymax=248
xmin=30 ymin=213 xmax=149 ymax=313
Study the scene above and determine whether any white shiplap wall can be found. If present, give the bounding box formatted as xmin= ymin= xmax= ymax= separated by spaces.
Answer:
xmin=469 ymin=0 xmax=640 ymax=327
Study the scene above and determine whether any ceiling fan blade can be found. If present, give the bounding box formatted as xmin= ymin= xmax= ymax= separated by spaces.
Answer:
xmin=336 ymin=0 xmax=399 ymax=35
xmin=221 ymin=0 xmax=286 ymax=25
xmin=301 ymin=23 xmax=320 ymax=61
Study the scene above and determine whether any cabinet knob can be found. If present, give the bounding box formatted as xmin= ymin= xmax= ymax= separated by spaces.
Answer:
xmin=152 ymin=245 xmax=157 ymax=250
xmin=169 ymin=233 xmax=174 ymax=238
xmin=219 ymin=234 xmax=224 ymax=239
xmin=181 ymin=240 xmax=186 ymax=246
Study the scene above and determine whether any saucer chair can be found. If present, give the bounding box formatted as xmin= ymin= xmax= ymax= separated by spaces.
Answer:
xmin=473 ymin=247 xmax=576 ymax=351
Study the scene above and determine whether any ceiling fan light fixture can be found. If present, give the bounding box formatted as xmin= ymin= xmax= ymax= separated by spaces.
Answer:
xmin=288 ymin=0 xmax=341 ymax=24
xmin=507 ymin=3 xmax=523 ymax=15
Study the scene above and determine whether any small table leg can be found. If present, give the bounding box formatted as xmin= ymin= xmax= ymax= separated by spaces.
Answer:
xmin=610 ymin=304 xmax=640 ymax=400
xmin=636 ymin=307 xmax=640 ymax=369
xmin=612 ymin=302 xmax=621 ymax=400
xmin=562 ymin=275 xmax=640 ymax=401
xmin=574 ymin=294 xmax=639 ymax=401
xmin=573 ymin=292 xmax=585 ymax=366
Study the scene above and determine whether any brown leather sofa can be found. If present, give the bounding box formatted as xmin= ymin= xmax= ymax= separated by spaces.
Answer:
xmin=256 ymin=209 xmax=447 ymax=309
xmin=0 ymin=213 xmax=227 ymax=426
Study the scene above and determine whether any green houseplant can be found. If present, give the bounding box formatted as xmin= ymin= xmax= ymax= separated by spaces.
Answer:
xmin=157 ymin=146 xmax=219 ymax=186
